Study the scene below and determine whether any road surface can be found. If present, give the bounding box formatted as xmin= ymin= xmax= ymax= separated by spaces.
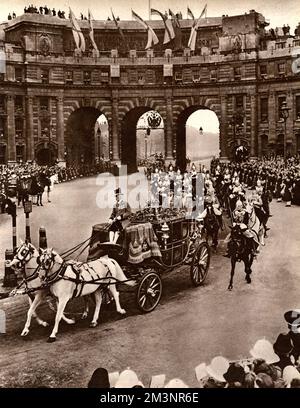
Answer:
xmin=0 ymin=176 xmax=300 ymax=387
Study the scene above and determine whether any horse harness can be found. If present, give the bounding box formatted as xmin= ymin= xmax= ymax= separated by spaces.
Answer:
xmin=41 ymin=258 xmax=113 ymax=299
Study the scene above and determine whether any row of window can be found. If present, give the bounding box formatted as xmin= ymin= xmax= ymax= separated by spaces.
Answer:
xmin=3 ymin=63 xmax=290 ymax=85
xmin=260 ymin=95 xmax=300 ymax=122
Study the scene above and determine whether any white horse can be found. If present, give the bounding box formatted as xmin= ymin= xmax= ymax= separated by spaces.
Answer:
xmin=38 ymin=248 xmax=135 ymax=342
xmin=8 ymin=241 xmax=88 ymax=337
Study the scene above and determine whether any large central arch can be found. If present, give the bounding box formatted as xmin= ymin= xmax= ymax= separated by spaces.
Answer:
xmin=121 ymin=107 xmax=153 ymax=173
xmin=176 ymin=105 xmax=220 ymax=170
xmin=66 ymin=107 xmax=103 ymax=165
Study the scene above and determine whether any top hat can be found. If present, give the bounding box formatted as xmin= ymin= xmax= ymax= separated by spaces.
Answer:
xmin=273 ymin=333 xmax=293 ymax=355
xmin=114 ymin=188 xmax=123 ymax=195
xmin=284 ymin=310 xmax=300 ymax=327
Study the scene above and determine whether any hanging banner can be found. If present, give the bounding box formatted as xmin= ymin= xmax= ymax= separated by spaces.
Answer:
xmin=110 ymin=65 xmax=120 ymax=78
xmin=164 ymin=64 xmax=173 ymax=77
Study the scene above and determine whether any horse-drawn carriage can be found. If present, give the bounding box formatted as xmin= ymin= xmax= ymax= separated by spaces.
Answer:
xmin=87 ymin=208 xmax=211 ymax=313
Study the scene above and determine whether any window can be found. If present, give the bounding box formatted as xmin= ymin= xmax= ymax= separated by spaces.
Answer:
xmin=138 ymin=72 xmax=145 ymax=84
xmin=278 ymin=62 xmax=286 ymax=74
xmin=235 ymin=95 xmax=244 ymax=109
xmin=83 ymin=71 xmax=91 ymax=84
xmin=297 ymin=134 xmax=300 ymax=153
xmin=41 ymin=69 xmax=49 ymax=83
xmin=0 ymin=145 xmax=6 ymax=164
xmin=260 ymin=65 xmax=267 ymax=77
xmin=234 ymin=66 xmax=241 ymax=79
xmin=175 ymin=72 xmax=183 ymax=82
xmin=0 ymin=117 xmax=5 ymax=137
xmin=278 ymin=96 xmax=286 ymax=120
xmin=260 ymin=98 xmax=268 ymax=122
xmin=15 ymin=118 xmax=23 ymax=138
xmin=0 ymin=73 xmax=4 ymax=82
xmin=0 ymin=95 xmax=5 ymax=113
xmin=15 ymin=96 xmax=23 ymax=113
xmin=192 ymin=71 xmax=200 ymax=83
xmin=210 ymin=69 xmax=218 ymax=81
xmin=16 ymin=145 xmax=24 ymax=162
xmin=40 ymin=97 xmax=49 ymax=112
xmin=65 ymin=70 xmax=73 ymax=84
xmin=296 ymin=96 xmax=300 ymax=120
xmin=15 ymin=67 xmax=22 ymax=82
xmin=275 ymin=42 xmax=286 ymax=49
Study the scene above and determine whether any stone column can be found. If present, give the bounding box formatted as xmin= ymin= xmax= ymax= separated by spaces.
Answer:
xmin=56 ymin=95 xmax=65 ymax=164
xmin=286 ymin=92 xmax=294 ymax=154
xmin=165 ymin=90 xmax=173 ymax=160
xmin=25 ymin=96 xmax=34 ymax=161
xmin=250 ymin=94 xmax=258 ymax=158
xmin=220 ymin=95 xmax=228 ymax=161
xmin=111 ymin=92 xmax=120 ymax=162
xmin=268 ymin=92 xmax=276 ymax=146
xmin=6 ymin=95 xmax=16 ymax=163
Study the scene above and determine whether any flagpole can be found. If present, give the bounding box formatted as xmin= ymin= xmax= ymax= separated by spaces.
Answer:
xmin=149 ymin=0 xmax=151 ymax=20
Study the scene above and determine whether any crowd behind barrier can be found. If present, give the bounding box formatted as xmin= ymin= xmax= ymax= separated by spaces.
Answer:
xmin=84 ymin=310 xmax=300 ymax=389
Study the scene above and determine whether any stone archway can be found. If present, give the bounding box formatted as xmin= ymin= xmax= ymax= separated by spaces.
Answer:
xmin=66 ymin=107 xmax=103 ymax=165
xmin=121 ymin=107 xmax=164 ymax=173
xmin=175 ymin=105 xmax=220 ymax=171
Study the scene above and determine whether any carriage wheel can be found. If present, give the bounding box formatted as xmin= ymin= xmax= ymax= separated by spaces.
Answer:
xmin=190 ymin=242 xmax=210 ymax=287
xmin=136 ymin=271 xmax=162 ymax=313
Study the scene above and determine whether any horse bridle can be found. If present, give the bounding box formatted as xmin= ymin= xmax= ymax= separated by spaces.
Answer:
xmin=39 ymin=251 xmax=64 ymax=283
xmin=12 ymin=244 xmax=41 ymax=290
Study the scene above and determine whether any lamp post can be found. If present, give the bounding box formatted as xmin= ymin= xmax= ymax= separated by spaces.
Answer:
xmin=281 ymin=101 xmax=291 ymax=161
xmin=229 ymin=111 xmax=245 ymax=159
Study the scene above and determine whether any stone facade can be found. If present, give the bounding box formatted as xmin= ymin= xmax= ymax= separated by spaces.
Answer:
xmin=0 ymin=10 xmax=300 ymax=166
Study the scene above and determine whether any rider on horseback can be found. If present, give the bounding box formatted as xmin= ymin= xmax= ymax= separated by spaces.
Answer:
xmin=224 ymin=199 xmax=260 ymax=257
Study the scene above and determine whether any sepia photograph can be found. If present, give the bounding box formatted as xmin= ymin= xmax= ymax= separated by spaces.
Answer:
xmin=0 ymin=0 xmax=300 ymax=391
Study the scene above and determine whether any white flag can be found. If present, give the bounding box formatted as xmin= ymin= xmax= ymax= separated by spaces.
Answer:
xmin=132 ymin=9 xmax=159 ymax=49
xmin=69 ymin=8 xmax=85 ymax=52
xmin=188 ymin=4 xmax=207 ymax=51
xmin=88 ymin=10 xmax=98 ymax=52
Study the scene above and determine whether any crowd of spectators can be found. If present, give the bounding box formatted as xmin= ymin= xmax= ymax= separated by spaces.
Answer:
xmin=86 ymin=309 xmax=300 ymax=388
xmin=23 ymin=5 xmax=66 ymax=18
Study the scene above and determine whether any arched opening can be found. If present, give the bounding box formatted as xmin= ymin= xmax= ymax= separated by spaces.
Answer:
xmin=35 ymin=143 xmax=57 ymax=166
xmin=176 ymin=107 xmax=219 ymax=171
xmin=136 ymin=111 xmax=164 ymax=163
xmin=121 ymin=107 xmax=164 ymax=173
xmin=66 ymin=107 xmax=109 ymax=165
xmin=95 ymin=114 xmax=110 ymax=162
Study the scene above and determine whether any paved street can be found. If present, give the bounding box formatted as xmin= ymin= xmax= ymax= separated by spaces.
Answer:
xmin=0 ymin=176 xmax=300 ymax=387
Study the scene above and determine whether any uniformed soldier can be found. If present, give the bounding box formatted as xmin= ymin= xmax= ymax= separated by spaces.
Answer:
xmin=225 ymin=199 xmax=260 ymax=256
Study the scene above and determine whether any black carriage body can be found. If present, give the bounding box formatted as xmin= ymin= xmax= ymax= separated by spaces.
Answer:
xmin=87 ymin=216 xmax=210 ymax=313
xmin=88 ymin=218 xmax=194 ymax=272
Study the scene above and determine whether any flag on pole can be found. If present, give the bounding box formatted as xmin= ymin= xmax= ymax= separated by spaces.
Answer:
xmin=188 ymin=4 xmax=207 ymax=51
xmin=88 ymin=9 xmax=98 ymax=52
xmin=187 ymin=7 xmax=195 ymax=20
xmin=169 ymin=9 xmax=182 ymax=50
xmin=69 ymin=8 xmax=85 ymax=52
xmin=151 ymin=8 xmax=175 ymax=45
xmin=132 ymin=9 xmax=159 ymax=49
xmin=111 ymin=8 xmax=128 ymax=49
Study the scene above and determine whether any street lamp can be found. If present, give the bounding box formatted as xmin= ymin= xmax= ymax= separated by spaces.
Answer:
xmin=280 ymin=101 xmax=291 ymax=160
xmin=229 ymin=111 xmax=245 ymax=159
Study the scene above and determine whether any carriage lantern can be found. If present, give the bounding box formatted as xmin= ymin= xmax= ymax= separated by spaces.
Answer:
xmin=161 ymin=222 xmax=170 ymax=249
